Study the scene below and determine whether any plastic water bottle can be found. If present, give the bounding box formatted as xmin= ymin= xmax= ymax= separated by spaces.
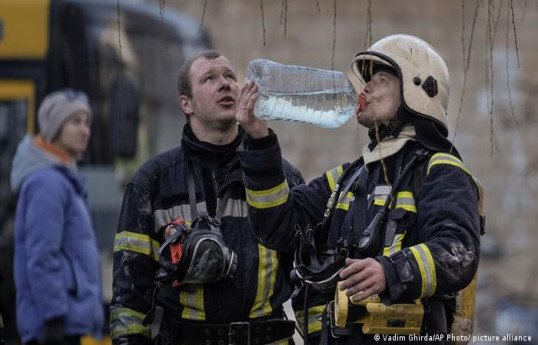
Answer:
xmin=246 ymin=59 xmax=362 ymax=129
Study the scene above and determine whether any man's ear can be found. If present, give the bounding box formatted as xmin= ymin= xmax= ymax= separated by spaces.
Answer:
xmin=180 ymin=95 xmax=193 ymax=115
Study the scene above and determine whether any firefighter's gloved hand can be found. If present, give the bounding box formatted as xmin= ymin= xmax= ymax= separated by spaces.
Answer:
xmin=40 ymin=317 xmax=66 ymax=345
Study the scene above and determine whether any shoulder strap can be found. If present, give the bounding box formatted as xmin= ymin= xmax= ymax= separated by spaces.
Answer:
xmin=337 ymin=166 xmax=365 ymax=205
xmin=186 ymin=159 xmax=199 ymax=221
xmin=350 ymin=168 xmax=369 ymax=247
xmin=321 ymin=158 xmax=364 ymax=225
xmin=396 ymin=149 xmax=430 ymax=202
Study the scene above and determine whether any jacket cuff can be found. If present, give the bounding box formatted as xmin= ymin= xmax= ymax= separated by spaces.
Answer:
xmin=245 ymin=129 xmax=277 ymax=150
xmin=376 ymin=255 xmax=405 ymax=305
xmin=239 ymin=129 xmax=285 ymax=189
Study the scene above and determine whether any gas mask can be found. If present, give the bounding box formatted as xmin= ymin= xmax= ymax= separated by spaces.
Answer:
xmin=156 ymin=216 xmax=237 ymax=285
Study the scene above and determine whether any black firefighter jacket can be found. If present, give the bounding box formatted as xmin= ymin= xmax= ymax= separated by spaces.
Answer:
xmin=110 ymin=125 xmax=304 ymax=345
xmin=238 ymin=131 xmax=483 ymax=344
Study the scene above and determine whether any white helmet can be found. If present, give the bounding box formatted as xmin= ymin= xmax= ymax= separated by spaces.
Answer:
xmin=352 ymin=34 xmax=450 ymax=134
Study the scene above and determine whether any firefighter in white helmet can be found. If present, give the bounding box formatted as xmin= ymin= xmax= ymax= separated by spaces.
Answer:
xmin=237 ymin=34 xmax=484 ymax=344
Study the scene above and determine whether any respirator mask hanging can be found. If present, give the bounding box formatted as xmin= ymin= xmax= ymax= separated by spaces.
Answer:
xmin=156 ymin=216 xmax=237 ymax=285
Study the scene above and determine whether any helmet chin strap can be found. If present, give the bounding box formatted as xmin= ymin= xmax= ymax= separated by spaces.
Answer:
xmin=367 ymin=104 xmax=411 ymax=151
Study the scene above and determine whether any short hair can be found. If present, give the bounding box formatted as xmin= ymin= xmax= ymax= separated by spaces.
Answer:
xmin=177 ymin=50 xmax=222 ymax=98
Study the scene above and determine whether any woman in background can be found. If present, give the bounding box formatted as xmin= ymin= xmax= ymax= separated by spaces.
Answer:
xmin=10 ymin=89 xmax=103 ymax=345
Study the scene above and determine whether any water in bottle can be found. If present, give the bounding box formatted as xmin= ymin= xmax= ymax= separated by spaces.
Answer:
xmin=246 ymin=59 xmax=361 ymax=128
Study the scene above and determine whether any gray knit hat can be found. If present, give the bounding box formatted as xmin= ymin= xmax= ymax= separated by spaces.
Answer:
xmin=37 ymin=89 xmax=92 ymax=142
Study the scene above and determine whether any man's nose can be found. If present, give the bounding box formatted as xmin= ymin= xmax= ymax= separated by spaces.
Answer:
xmin=218 ymin=76 xmax=231 ymax=91
xmin=363 ymin=80 xmax=372 ymax=94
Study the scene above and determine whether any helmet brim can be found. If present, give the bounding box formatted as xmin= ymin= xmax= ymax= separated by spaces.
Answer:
xmin=351 ymin=52 xmax=398 ymax=84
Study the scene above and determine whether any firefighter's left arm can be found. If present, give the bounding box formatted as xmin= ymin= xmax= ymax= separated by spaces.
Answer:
xmin=377 ymin=162 xmax=481 ymax=304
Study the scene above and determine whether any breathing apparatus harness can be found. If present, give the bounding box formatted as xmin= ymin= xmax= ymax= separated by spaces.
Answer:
xmin=143 ymin=160 xmax=238 ymax=325
xmin=291 ymin=147 xmax=430 ymax=341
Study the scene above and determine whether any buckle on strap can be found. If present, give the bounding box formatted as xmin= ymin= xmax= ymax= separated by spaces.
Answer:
xmin=228 ymin=321 xmax=250 ymax=345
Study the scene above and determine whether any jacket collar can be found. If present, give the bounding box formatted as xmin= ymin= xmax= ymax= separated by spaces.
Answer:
xmin=181 ymin=123 xmax=245 ymax=167
xmin=363 ymin=126 xmax=416 ymax=166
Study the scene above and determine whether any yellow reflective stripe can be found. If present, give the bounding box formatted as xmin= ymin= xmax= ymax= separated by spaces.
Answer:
xmin=409 ymin=244 xmax=437 ymax=298
xmin=373 ymin=192 xmax=416 ymax=212
xmin=246 ymin=181 xmax=289 ymax=209
xmin=295 ymin=305 xmax=325 ymax=334
xmin=395 ymin=191 xmax=417 ymax=213
xmin=114 ymin=231 xmax=160 ymax=261
xmin=180 ymin=285 xmax=205 ymax=321
xmin=373 ymin=195 xmax=388 ymax=207
xmin=250 ymin=245 xmax=278 ymax=318
xmin=110 ymin=307 xmax=151 ymax=339
xmin=427 ymin=153 xmax=471 ymax=176
xmin=383 ymin=232 xmax=405 ymax=257
xmin=325 ymin=165 xmax=344 ymax=192
xmin=335 ymin=191 xmax=354 ymax=211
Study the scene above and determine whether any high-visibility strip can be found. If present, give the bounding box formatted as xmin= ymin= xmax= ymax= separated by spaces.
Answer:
xmin=220 ymin=198 xmax=248 ymax=218
xmin=394 ymin=191 xmax=417 ymax=213
xmin=295 ymin=305 xmax=325 ymax=334
xmin=110 ymin=307 xmax=151 ymax=339
xmin=246 ymin=181 xmax=289 ymax=209
xmin=373 ymin=195 xmax=389 ymax=207
xmin=427 ymin=153 xmax=471 ymax=176
xmin=409 ymin=244 xmax=437 ymax=298
xmin=180 ymin=285 xmax=206 ymax=321
xmin=250 ymin=245 xmax=278 ymax=318
xmin=335 ymin=191 xmax=354 ymax=211
xmin=325 ymin=165 xmax=344 ymax=192
xmin=373 ymin=192 xmax=416 ymax=212
xmin=383 ymin=232 xmax=405 ymax=257
xmin=154 ymin=202 xmax=207 ymax=231
xmin=114 ymin=231 xmax=160 ymax=261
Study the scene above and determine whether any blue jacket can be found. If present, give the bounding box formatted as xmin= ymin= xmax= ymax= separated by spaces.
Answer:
xmin=11 ymin=136 xmax=103 ymax=343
